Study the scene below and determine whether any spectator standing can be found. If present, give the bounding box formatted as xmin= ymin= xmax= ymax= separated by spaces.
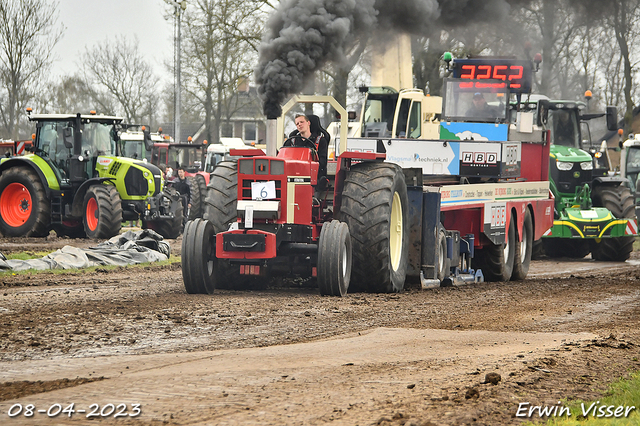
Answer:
xmin=171 ymin=165 xmax=191 ymax=224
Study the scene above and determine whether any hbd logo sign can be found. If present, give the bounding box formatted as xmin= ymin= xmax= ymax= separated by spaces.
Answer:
xmin=462 ymin=152 xmax=498 ymax=164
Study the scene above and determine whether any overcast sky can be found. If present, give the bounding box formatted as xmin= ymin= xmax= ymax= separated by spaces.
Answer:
xmin=51 ymin=0 xmax=174 ymax=83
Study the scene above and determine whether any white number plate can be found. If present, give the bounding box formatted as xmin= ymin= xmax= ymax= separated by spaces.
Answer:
xmin=251 ymin=181 xmax=276 ymax=200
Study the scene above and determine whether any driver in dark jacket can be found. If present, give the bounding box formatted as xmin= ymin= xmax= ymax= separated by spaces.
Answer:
xmin=285 ymin=114 xmax=329 ymax=186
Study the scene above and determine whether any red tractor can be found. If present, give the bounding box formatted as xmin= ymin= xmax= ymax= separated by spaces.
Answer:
xmin=184 ymin=144 xmax=350 ymax=295
xmin=181 ymin=109 xmax=408 ymax=297
xmin=150 ymin=141 xmax=209 ymax=220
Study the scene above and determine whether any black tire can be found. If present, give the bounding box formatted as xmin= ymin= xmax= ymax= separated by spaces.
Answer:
xmin=436 ymin=227 xmax=451 ymax=281
xmin=203 ymin=161 xmax=237 ymax=232
xmin=192 ymin=219 xmax=216 ymax=294
xmin=143 ymin=190 xmax=184 ymax=239
xmin=591 ymin=185 xmax=635 ymax=261
xmin=339 ymin=162 xmax=409 ymax=293
xmin=475 ymin=212 xmax=516 ymax=282
xmin=83 ymin=185 xmax=122 ymax=239
xmin=187 ymin=176 xmax=201 ymax=220
xmin=195 ymin=175 xmax=207 ymax=216
xmin=542 ymin=238 xmax=590 ymax=259
xmin=511 ymin=209 xmax=533 ymax=280
xmin=201 ymin=161 xmax=254 ymax=290
xmin=182 ymin=220 xmax=198 ymax=294
xmin=531 ymin=239 xmax=544 ymax=260
xmin=56 ymin=221 xmax=86 ymax=239
xmin=0 ymin=166 xmax=51 ymax=237
xmin=182 ymin=219 xmax=217 ymax=294
xmin=318 ymin=220 xmax=352 ymax=297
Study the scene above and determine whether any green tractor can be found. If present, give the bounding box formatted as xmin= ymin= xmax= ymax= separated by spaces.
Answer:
xmin=534 ymin=99 xmax=636 ymax=261
xmin=0 ymin=111 xmax=183 ymax=239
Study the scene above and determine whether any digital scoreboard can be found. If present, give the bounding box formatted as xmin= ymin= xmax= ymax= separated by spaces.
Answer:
xmin=451 ymin=59 xmax=533 ymax=93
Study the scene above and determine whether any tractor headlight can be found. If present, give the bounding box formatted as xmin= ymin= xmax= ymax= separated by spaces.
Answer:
xmin=556 ymin=161 xmax=573 ymax=171
xmin=580 ymin=161 xmax=593 ymax=170
xmin=143 ymin=171 xmax=150 ymax=178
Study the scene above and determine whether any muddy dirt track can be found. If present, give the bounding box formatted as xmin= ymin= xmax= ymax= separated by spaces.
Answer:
xmin=0 ymin=235 xmax=639 ymax=425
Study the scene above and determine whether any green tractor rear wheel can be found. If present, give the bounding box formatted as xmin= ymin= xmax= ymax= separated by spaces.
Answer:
xmin=542 ymin=239 xmax=591 ymax=259
xmin=0 ymin=166 xmax=51 ymax=237
xmin=591 ymin=185 xmax=635 ymax=261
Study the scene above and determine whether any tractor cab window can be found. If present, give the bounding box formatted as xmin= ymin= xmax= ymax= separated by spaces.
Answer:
xmin=549 ymin=110 xmax=579 ymax=147
xmin=361 ymin=88 xmax=398 ymax=138
xmin=395 ymin=99 xmax=411 ymax=138
xmin=39 ymin=121 xmax=73 ymax=177
xmin=123 ymin=141 xmax=144 ymax=159
xmin=626 ymin=147 xmax=640 ymax=172
xmin=407 ymin=100 xmax=421 ymax=138
xmin=82 ymin=122 xmax=116 ymax=157
xmin=625 ymin=147 xmax=640 ymax=192
xmin=442 ymin=79 xmax=508 ymax=123
xmin=169 ymin=147 xmax=203 ymax=172
xmin=204 ymin=152 xmax=224 ymax=173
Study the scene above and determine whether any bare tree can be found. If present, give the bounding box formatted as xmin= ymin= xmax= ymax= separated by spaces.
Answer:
xmin=180 ymin=0 xmax=266 ymax=144
xmin=35 ymin=74 xmax=102 ymax=114
xmin=81 ymin=35 xmax=160 ymax=125
xmin=608 ymin=0 xmax=640 ymax=131
xmin=0 ymin=0 xmax=62 ymax=139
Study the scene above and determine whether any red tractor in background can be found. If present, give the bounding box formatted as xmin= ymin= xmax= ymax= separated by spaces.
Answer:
xmin=0 ymin=139 xmax=32 ymax=157
xmin=149 ymin=140 xmax=209 ymax=220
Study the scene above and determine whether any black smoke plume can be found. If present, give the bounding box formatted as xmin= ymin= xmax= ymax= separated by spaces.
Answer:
xmin=256 ymin=0 xmax=522 ymax=118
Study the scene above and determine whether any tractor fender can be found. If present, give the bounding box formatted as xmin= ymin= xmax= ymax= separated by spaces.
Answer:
xmin=0 ymin=157 xmax=57 ymax=198
xmin=70 ymin=178 xmax=116 ymax=217
xmin=592 ymin=176 xmax=629 ymax=188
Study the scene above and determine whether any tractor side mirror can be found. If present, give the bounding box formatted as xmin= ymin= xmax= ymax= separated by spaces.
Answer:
xmin=143 ymin=128 xmax=153 ymax=151
xmin=537 ymin=100 xmax=550 ymax=127
xmin=63 ymin=127 xmax=74 ymax=149
xmin=606 ymin=106 xmax=618 ymax=131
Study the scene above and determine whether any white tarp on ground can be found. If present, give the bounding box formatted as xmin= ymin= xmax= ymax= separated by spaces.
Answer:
xmin=0 ymin=230 xmax=170 ymax=271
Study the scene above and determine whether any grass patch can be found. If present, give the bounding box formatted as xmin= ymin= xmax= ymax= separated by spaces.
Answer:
xmin=4 ymin=251 xmax=51 ymax=260
xmin=0 ymin=257 xmax=180 ymax=277
xmin=633 ymin=237 xmax=640 ymax=252
xmin=528 ymin=371 xmax=640 ymax=425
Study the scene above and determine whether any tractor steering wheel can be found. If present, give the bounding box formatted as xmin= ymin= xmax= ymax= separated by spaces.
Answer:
xmin=284 ymin=134 xmax=317 ymax=150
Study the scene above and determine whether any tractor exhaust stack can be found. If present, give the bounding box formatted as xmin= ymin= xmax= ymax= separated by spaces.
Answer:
xmin=266 ymin=118 xmax=278 ymax=157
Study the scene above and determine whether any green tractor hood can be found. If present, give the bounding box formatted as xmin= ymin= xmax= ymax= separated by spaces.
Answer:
xmin=550 ymin=145 xmax=592 ymax=163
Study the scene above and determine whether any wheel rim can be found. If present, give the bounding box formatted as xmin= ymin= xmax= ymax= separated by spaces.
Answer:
xmin=0 ymin=182 xmax=32 ymax=227
xmin=342 ymin=240 xmax=348 ymax=278
xmin=86 ymin=197 xmax=99 ymax=231
xmin=390 ymin=191 xmax=403 ymax=271
xmin=438 ymin=237 xmax=445 ymax=275
xmin=520 ymin=224 xmax=528 ymax=263
xmin=206 ymin=231 xmax=214 ymax=276
xmin=503 ymin=228 xmax=511 ymax=262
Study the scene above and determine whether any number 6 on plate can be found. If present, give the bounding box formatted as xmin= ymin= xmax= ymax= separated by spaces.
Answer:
xmin=251 ymin=181 xmax=276 ymax=200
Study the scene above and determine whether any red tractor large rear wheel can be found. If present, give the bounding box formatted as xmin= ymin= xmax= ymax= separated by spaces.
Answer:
xmin=0 ymin=167 xmax=50 ymax=237
xmin=339 ymin=162 xmax=409 ymax=293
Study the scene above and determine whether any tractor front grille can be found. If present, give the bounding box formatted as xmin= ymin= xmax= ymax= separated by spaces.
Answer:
xmin=125 ymin=167 xmax=148 ymax=196
xmin=241 ymin=179 xmax=282 ymax=200
xmin=109 ymin=161 xmax=122 ymax=176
